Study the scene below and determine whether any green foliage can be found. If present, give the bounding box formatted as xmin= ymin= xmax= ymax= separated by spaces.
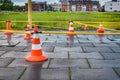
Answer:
xmin=0 ymin=0 xmax=13 ymax=11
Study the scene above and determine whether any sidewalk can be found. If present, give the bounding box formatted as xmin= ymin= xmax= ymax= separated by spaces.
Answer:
xmin=0 ymin=32 xmax=120 ymax=80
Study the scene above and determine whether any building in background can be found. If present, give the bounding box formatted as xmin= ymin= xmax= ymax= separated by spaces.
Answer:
xmin=50 ymin=3 xmax=62 ymax=11
xmin=59 ymin=0 xmax=100 ymax=12
xmin=25 ymin=1 xmax=46 ymax=11
xmin=105 ymin=0 xmax=120 ymax=12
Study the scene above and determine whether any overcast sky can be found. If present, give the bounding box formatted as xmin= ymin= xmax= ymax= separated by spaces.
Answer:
xmin=12 ymin=0 xmax=111 ymax=6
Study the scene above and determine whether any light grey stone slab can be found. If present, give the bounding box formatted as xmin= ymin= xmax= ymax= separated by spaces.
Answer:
xmin=114 ymin=68 xmax=120 ymax=77
xmin=42 ymin=46 xmax=54 ymax=52
xmin=1 ymin=51 xmax=29 ymax=58
xmin=101 ymin=53 xmax=120 ymax=60
xmin=110 ymin=47 xmax=120 ymax=53
xmin=0 ymin=58 xmax=14 ymax=67
xmin=0 ymin=46 xmax=26 ymax=52
xmin=20 ymin=68 xmax=69 ymax=80
xmin=0 ymin=51 xmax=6 ymax=56
xmin=83 ymin=47 xmax=113 ymax=53
xmin=54 ymin=47 xmax=83 ymax=53
xmin=8 ymin=58 xmax=49 ymax=68
xmin=93 ymin=43 xmax=119 ymax=47
xmin=89 ymin=59 xmax=120 ymax=68
xmin=79 ymin=42 xmax=94 ymax=47
xmin=0 ymin=67 xmax=26 ymax=80
xmin=49 ymin=59 xmax=89 ymax=68
xmin=69 ymin=52 xmax=103 ymax=59
xmin=71 ymin=68 xmax=120 ymax=80
xmin=44 ymin=52 xmax=68 ymax=58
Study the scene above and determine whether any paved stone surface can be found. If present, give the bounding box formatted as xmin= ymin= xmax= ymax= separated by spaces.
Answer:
xmin=8 ymin=58 xmax=49 ymax=68
xmin=54 ymin=47 xmax=83 ymax=53
xmin=0 ymin=33 xmax=120 ymax=80
xmin=83 ymin=46 xmax=113 ymax=53
xmin=1 ymin=51 xmax=29 ymax=58
xmin=0 ymin=67 xmax=26 ymax=80
xmin=93 ymin=42 xmax=119 ymax=47
xmin=69 ymin=52 xmax=103 ymax=59
xmin=110 ymin=47 xmax=120 ymax=53
xmin=0 ymin=58 xmax=14 ymax=67
xmin=0 ymin=51 xmax=6 ymax=56
xmin=49 ymin=59 xmax=89 ymax=68
xmin=0 ymin=46 xmax=26 ymax=52
xmin=44 ymin=52 xmax=68 ymax=58
xmin=20 ymin=68 xmax=69 ymax=80
xmin=89 ymin=59 xmax=120 ymax=68
xmin=101 ymin=53 xmax=120 ymax=60
xmin=71 ymin=68 xmax=120 ymax=80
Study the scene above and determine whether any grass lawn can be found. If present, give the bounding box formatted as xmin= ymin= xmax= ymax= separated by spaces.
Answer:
xmin=0 ymin=12 xmax=120 ymax=31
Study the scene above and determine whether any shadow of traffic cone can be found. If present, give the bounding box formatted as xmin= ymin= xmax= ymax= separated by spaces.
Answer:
xmin=4 ymin=19 xmax=13 ymax=35
xmin=25 ymin=25 xmax=48 ymax=62
xmin=24 ymin=24 xmax=32 ymax=40
xmin=97 ymin=22 xmax=105 ymax=43
xmin=84 ymin=24 xmax=89 ymax=31
xmin=68 ymin=18 xmax=75 ymax=36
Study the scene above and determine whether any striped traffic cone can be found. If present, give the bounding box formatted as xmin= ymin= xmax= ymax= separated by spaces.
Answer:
xmin=97 ymin=22 xmax=105 ymax=43
xmin=4 ymin=19 xmax=13 ymax=35
xmin=97 ymin=22 xmax=105 ymax=34
xmin=84 ymin=24 xmax=89 ymax=31
xmin=68 ymin=18 xmax=75 ymax=36
xmin=24 ymin=24 xmax=32 ymax=40
xmin=25 ymin=26 xmax=48 ymax=62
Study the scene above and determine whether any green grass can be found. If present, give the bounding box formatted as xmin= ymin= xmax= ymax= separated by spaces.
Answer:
xmin=0 ymin=12 xmax=120 ymax=31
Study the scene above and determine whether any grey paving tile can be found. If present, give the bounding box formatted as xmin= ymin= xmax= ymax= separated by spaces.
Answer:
xmin=54 ymin=47 xmax=83 ymax=53
xmin=12 ymin=34 xmax=24 ymax=38
xmin=42 ymin=46 xmax=54 ymax=52
xmin=0 ymin=46 xmax=26 ymax=52
xmin=79 ymin=42 xmax=94 ymax=47
xmin=0 ymin=67 xmax=26 ymax=80
xmin=83 ymin=46 xmax=113 ymax=53
xmin=71 ymin=68 xmax=120 ymax=80
xmin=110 ymin=47 xmax=120 ymax=53
xmin=20 ymin=68 xmax=69 ymax=80
xmin=69 ymin=52 xmax=103 ymax=59
xmin=0 ymin=40 xmax=20 ymax=47
xmin=0 ymin=51 xmax=6 ymax=56
xmin=1 ymin=51 xmax=29 ymax=58
xmin=0 ymin=58 xmax=14 ymax=67
xmin=101 ymin=53 xmax=120 ymax=60
xmin=93 ymin=42 xmax=119 ymax=47
xmin=42 ymin=42 xmax=56 ymax=47
xmin=8 ymin=58 xmax=49 ymax=68
xmin=114 ymin=68 xmax=120 ymax=77
xmin=89 ymin=59 xmax=120 ymax=68
xmin=49 ymin=59 xmax=89 ymax=68
xmin=44 ymin=52 xmax=68 ymax=58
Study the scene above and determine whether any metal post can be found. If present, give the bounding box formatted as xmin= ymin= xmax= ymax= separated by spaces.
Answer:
xmin=28 ymin=0 xmax=32 ymax=29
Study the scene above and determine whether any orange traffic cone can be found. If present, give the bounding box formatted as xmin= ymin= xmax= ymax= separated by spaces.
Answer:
xmin=68 ymin=18 xmax=75 ymax=36
xmin=97 ymin=22 xmax=105 ymax=33
xmin=25 ymin=26 xmax=48 ymax=62
xmin=84 ymin=24 xmax=89 ymax=31
xmin=24 ymin=24 xmax=32 ymax=40
xmin=4 ymin=19 xmax=13 ymax=35
xmin=34 ymin=25 xmax=39 ymax=33
xmin=97 ymin=22 xmax=105 ymax=43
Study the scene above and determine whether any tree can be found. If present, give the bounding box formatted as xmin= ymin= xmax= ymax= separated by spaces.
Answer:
xmin=0 ymin=0 xmax=13 ymax=11
xmin=13 ymin=5 xmax=25 ymax=12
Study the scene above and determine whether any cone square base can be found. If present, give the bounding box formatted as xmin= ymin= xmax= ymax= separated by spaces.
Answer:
xmin=25 ymin=55 xmax=48 ymax=62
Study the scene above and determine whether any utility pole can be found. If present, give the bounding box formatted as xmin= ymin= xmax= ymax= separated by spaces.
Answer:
xmin=28 ymin=0 xmax=32 ymax=29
